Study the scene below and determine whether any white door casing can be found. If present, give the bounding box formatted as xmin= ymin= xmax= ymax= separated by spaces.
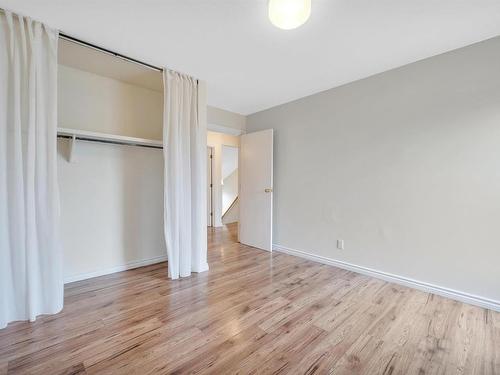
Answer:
xmin=207 ymin=147 xmax=213 ymax=226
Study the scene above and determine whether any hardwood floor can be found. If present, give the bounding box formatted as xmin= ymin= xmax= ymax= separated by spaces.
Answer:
xmin=1 ymin=223 xmax=499 ymax=374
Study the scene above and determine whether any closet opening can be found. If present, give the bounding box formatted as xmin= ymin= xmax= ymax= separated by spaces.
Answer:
xmin=57 ymin=36 xmax=167 ymax=283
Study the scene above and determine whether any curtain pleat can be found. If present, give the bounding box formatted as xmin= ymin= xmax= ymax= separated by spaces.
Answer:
xmin=0 ymin=11 xmax=63 ymax=329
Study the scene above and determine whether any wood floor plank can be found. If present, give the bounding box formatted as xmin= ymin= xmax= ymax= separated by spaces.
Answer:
xmin=0 ymin=361 xmax=8 ymax=375
xmin=1 ymin=223 xmax=498 ymax=374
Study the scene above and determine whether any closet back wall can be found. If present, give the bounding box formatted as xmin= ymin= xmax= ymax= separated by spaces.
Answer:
xmin=58 ymin=65 xmax=166 ymax=283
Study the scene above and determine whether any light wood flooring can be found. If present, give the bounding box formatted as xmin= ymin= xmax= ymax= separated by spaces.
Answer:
xmin=1 ymin=223 xmax=499 ymax=374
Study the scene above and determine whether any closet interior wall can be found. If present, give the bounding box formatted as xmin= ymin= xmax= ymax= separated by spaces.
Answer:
xmin=58 ymin=43 xmax=166 ymax=282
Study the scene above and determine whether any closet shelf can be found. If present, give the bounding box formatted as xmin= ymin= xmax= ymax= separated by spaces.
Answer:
xmin=57 ymin=127 xmax=163 ymax=148
xmin=57 ymin=127 xmax=163 ymax=162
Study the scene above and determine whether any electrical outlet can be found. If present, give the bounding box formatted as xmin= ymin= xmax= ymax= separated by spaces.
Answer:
xmin=337 ymin=240 xmax=344 ymax=250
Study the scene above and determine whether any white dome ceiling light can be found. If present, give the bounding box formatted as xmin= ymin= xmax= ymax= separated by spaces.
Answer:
xmin=268 ymin=0 xmax=312 ymax=30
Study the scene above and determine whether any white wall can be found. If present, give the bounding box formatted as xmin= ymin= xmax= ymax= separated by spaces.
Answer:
xmin=222 ymin=145 xmax=239 ymax=217
xmin=247 ymin=36 xmax=500 ymax=308
xmin=59 ymin=65 xmax=163 ymax=140
xmin=222 ymin=169 xmax=238 ymax=215
xmin=58 ymin=141 xmax=165 ymax=282
xmin=207 ymin=131 xmax=240 ymax=227
xmin=222 ymin=145 xmax=239 ymax=180
xmin=208 ymin=106 xmax=246 ymax=135
xmin=58 ymin=65 xmax=166 ymax=282
xmin=222 ymin=198 xmax=239 ymax=225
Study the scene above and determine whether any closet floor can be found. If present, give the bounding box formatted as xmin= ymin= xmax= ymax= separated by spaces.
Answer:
xmin=0 ymin=223 xmax=498 ymax=374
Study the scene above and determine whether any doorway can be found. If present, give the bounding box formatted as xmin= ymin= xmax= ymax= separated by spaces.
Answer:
xmin=221 ymin=145 xmax=239 ymax=225
xmin=206 ymin=128 xmax=273 ymax=251
xmin=206 ymin=131 xmax=240 ymax=228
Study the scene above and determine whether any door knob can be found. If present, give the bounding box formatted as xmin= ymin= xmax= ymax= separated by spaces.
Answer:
xmin=264 ymin=188 xmax=273 ymax=193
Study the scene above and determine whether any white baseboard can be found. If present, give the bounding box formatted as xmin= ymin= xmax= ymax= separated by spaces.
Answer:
xmin=64 ymin=255 xmax=167 ymax=284
xmin=273 ymin=244 xmax=500 ymax=312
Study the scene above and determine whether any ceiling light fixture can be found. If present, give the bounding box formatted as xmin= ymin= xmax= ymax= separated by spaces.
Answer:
xmin=268 ymin=0 xmax=311 ymax=30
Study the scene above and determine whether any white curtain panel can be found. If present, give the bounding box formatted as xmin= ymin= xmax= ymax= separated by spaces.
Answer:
xmin=0 ymin=11 xmax=63 ymax=329
xmin=163 ymin=70 xmax=208 ymax=279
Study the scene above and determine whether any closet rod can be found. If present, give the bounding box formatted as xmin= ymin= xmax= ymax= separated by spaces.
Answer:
xmin=57 ymin=134 xmax=163 ymax=149
xmin=59 ymin=33 xmax=163 ymax=73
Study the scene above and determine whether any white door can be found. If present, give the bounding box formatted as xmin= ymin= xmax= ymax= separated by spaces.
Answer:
xmin=239 ymin=129 xmax=273 ymax=251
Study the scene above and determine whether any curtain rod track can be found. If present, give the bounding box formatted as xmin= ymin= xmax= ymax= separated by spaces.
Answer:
xmin=59 ymin=33 xmax=163 ymax=72
xmin=0 ymin=7 xmax=163 ymax=73
xmin=57 ymin=135 xmax=163 ymax=149
xmin=60 ymin=32 xmax=198 ymax=80
xmin=1 ymin=7 xmax=200 ymax=79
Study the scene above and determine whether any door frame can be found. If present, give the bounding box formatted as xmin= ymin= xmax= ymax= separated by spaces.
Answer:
xmin=207 ymin=146 xmax=214 ymax=227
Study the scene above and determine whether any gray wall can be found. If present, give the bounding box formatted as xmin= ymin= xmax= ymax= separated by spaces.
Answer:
xmin=247 ymin=36 xmax=500 ymax=303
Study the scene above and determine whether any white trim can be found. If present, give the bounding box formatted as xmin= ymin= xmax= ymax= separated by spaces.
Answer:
xmin=208 ymin=123 xmax=245 ymax=136
xmin=273 ymin=244 xmax=500 ymax=312
xmin=64 ymin=255 xmax=167 ymax=284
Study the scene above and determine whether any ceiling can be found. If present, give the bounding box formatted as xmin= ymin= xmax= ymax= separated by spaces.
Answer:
xmin=3 ymin=0 xmax=500 ymax=115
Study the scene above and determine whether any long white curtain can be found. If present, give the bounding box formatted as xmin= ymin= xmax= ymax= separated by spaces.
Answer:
xmin=163 ymin=70 xmax=208 ymax=279
xmin=0 ymin=11 xmax=63 ymax=329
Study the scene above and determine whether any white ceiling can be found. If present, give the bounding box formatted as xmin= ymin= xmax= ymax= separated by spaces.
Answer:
xmin=3 ymin=1 xmax=500 ymax=115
